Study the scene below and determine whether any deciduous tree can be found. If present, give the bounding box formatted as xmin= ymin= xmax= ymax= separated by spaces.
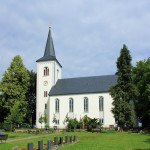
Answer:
xmin=132 ymin=58 xmax=150 ymax=128
xmin=0 ymin=55 xmax=30 ymax=123
xmin=25 ymin=70 xmax=36 ymax=128
xmin=39 ymin=115 xmax=44 ymax=128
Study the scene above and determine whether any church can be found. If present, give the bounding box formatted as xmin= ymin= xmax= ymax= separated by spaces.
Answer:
xmin=36 ymin=27 xmax=117 ymax=129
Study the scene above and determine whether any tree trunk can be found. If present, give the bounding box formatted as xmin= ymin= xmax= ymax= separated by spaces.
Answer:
xmin=10 ymin=123 xmax=12 ymax=132
xmin=119 ymin=124 xmax=123 ymax=132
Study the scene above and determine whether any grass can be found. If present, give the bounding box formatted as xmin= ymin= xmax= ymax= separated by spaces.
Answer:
xmin=0 ymin=131 xmax=150 ymax=150
xmin=2 ymin=131 xmax=46 ymax=140
xmin=0 ymin=132 xmax=73 ymax=150
xmin=59 ymin=132 xmax=150 ymax=150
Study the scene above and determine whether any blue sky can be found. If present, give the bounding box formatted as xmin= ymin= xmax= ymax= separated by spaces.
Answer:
xmin=0 ymin=0 xmax=150 ymax=80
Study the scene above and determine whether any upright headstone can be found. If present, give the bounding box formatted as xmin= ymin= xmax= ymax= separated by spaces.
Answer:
xmin=47 ymin=140 xmax=51 ymax=150
xmin=28 ymin=143 xmax=33 ymax=150
xmin=38 ymin=140 xmax=43 ymax=150
xmin=54 ymin=137 xmax=58 ymax=145
xmin=74 ymin=135 xmax=76 ymax=142
xmin=60 ymin=137 xmax=63 ymax=144
xmin=65 ymin=135 xmax=68 ymax=144
xmin=70 ymin=136 xmax=72 ymax=143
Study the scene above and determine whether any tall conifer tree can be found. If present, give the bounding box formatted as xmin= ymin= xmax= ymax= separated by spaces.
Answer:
xmin=110 ymin=45 xmax=134 ymax=131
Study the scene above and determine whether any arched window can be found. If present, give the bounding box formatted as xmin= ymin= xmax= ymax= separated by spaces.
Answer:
xmin=84 ymin=97 xmax=88 ymax=112
xmin=55 ymin=99 xmax=59 ymax=113
xmin=44 ymin=67 xmax=49 ymax=76
xmin=69 ymin=98 xmax=73 ymax=112
xmin=99 ymin=96 xmax=104 ymax=111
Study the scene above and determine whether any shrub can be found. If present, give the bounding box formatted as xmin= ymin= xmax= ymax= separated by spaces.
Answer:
xmin=3 ymin=122 xmax=15 ymax=132
xmin=67 ymin=119 xmax=77 ymax=132
xmin=22 ymin=123 xmax=31 ymax=129
xmin=0 ymin=123 xmax=4 ymax=129
xmin=77 ymin=120 xmax=83 ymax=129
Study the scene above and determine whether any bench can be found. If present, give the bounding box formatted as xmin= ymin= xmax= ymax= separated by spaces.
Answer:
xmin=0 ymin=134 xmax=8 ymax=143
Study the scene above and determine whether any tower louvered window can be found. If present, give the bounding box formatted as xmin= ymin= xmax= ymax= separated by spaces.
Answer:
xmin=44 ymin=91 xmax=48 ymax=97
xmin=44 ymin=67 xmax=49 ymax=76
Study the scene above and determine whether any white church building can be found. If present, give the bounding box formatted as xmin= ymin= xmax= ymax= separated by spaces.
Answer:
xmin=36 ymin=28 xmax=117 ymax=129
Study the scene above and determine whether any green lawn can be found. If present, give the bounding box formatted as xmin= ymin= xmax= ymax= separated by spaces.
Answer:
xmin=3 ymin=132 xmax=46 ymax=140
xmin=0 ymin=132 xmax=150 ymax=150
xmin=59 ymin=132 xmax=150 ymax=150
xmin=0 ymin=132 xmax=73 ymax=150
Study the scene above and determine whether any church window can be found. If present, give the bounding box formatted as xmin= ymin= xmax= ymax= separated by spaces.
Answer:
xmin=84 ymin=97 xmax=88 ymax=112
xmin=55 ymin=99 xmax=59 ymax=113
xmin=99 ymin=96 xmax=104 ymax=111
xmin=69 ymin=98 xmax=73 ymax=112
xmin=56 ymin=120 xmax=59 ymax=125
xmin=44 ymin=67 xmax=49 ymax=76
xmin=57 ymin=69 xmax=59 ymax=80
xmin=99 ymin=118 xmax=104 ymax=124
xmin=45 ymin=104 xmax=47 ymax=109
xmin=44 ymin=91 xmax=48 ymax=97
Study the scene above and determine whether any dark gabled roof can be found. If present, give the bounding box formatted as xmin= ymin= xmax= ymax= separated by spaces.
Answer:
xmin=36 ymin=28 xmax=62 ymax=67
xmin=49 ymin=75 xmax=117 ymax=96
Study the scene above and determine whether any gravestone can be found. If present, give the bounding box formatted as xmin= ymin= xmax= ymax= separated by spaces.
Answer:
xmin=74 ymin=135 xmax=76 ymax=142
xmin=54 ymin=137 xmax=58 ymax=145
xmin=70 ymin=136 xmax=72 ymax=143
xmin=38 ymin=140 xmax=43 ymax=150
xmin=28 ymin=143 xmax=33 ymax=150
xmin=47 ymin=140 xmax=51 ymax=150
xmin=60 ymin=137 xmax=63 ymax=145
xmin=65 ymin=135 xmax=68 ymax=143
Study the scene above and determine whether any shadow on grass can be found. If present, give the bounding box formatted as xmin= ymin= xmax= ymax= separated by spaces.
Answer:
xmin=135 ymin=149 xmax=150 ymax=150
xmin=8 ymin=136 xmax=16 ymax=139
xmin=144 ymin=138 xmax=150 ymax=143
xmin=136 ymin=137 xmax=150 ymax=150
xmin=8 ymin=136 xmax=16 ymax=138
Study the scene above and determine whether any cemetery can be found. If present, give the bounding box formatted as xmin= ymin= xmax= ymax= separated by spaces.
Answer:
xmin=0 ymin=130 xmax=149 ymax=150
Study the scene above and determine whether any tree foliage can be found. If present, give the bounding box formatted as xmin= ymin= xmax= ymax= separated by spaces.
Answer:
xmin=24 ymin=70 xmax=36 ymax=127
xmin=0 ymin=55 xmax=30 ymax=128
xmin=39 ymin=115 xmax=44 ymax=128
xmin=43 ymin=111 xmax=48 ymax=126
xmin=110 ymin=45 xmax=135 ymax=130
xmin=132 ymin=58 xmax=150 ymax=128
xmin=5 ymin=101 xmax=24 ymax=131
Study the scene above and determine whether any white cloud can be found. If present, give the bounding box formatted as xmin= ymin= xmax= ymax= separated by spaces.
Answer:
xmin=0 ymin=0 xmax=150 ymax=80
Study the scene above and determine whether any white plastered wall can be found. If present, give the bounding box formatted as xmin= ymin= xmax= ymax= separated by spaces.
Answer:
xmin=48 ymin=92 xmax=115 ymax=129
xmin=36 ymin=60 xmax=61 ymax=128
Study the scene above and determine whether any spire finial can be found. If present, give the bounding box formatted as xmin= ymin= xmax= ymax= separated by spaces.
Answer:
xmin=49 ymin=22 xmax=51 ymax=29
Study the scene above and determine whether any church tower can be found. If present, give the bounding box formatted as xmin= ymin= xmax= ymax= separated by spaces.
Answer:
xmin=36 ymin=27 xmax=62 ymax=128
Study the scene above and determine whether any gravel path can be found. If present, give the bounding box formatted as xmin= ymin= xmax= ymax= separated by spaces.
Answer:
xmin=6 ymin=134 xmax=55 ymax=143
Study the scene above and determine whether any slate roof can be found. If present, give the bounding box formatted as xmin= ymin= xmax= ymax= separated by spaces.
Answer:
xmin=36 ymin=28 xmax=62 ymax=67
xmin=49 ymin=75 xmax=117 ymax=96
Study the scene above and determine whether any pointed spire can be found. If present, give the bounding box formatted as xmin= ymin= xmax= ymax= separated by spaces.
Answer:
xmin=44 ymin=28 xmax=56 ymax=58
xmin=36 ymin=27 xmax=62 ymax=67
